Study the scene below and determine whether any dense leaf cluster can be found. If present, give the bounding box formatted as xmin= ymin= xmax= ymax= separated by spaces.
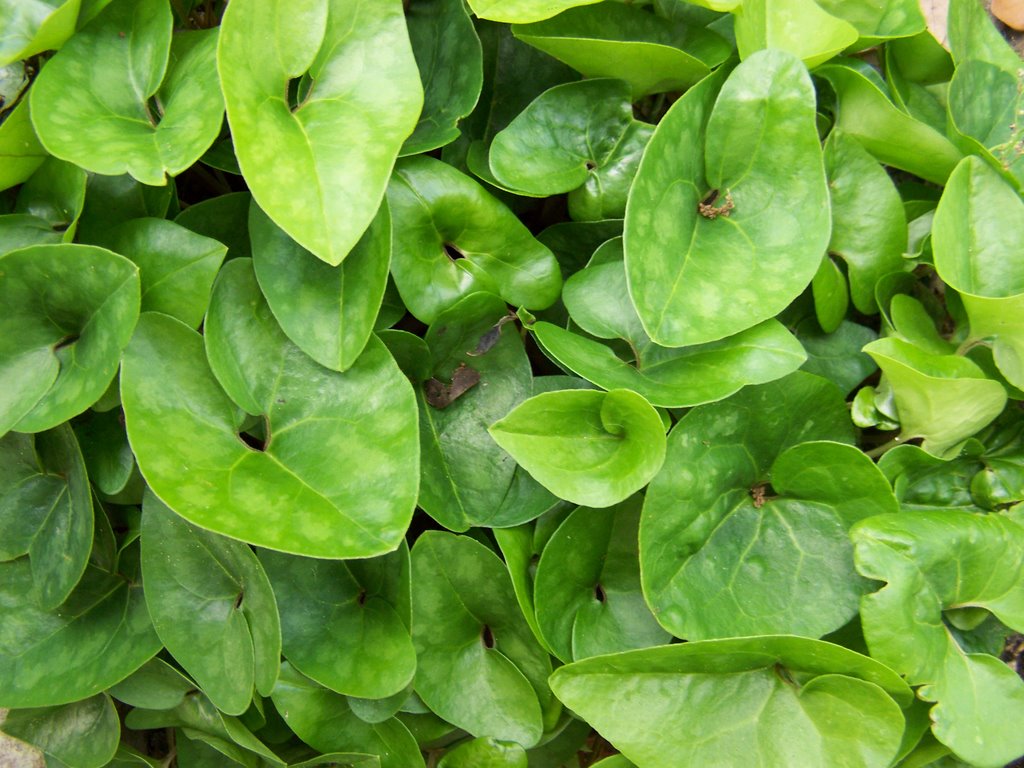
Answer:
xmin=1 ymin=0 xmax=1023 ymax=766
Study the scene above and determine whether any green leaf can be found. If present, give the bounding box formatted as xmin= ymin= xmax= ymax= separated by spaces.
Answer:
xmin=534 ymin=495 xmax=668 ymax=662
xmin=811 ymin=255 xmax=849 ymax=334
xmin=626 ymin=50 xmax=829 ymax=347
xmin=107 ymin=657 xmax=195 ymax=710
xmin=0 ymin=424 xmax=92 ymax=609
xmin=823 ymin=129 xmax=908 ymax=314
xmin=411 ymin=532 xmax=553 ymax=747
xmin=795 ymin=318 xmax=878 ymax=396
xmin=853 ymin=510 xmax=1024 ymax=766
xmin=141 ymin=491 xmax=281 ymax=716
xmin=175 ymin=192 xmax=253 ymax=261
xmin=511 ymin=3 xmax=731 ymax=98
xmin=815 ymin=0 xmax=925 ymax=44
xmin=489 ymin=388 xmax=666 ymax=508
xmin=438 ymin=738 xmax=528 ymax=768
xmin=549 ymin=636 xmax=911 ymax=768
xmin=73 ymin=408 xmax=135 ymax=496
xmin=640 ymin=373 xmax=877 ymax=639
xmin=74 ymin=173 xmax=174 ymax=246
xmin=878 ymin=444 xmax=982 ymax=513
xmin=0 ymin=554 xmax=161 ymax=707
xmin=104 ymin=217 xmax=227 ymax=329
xmin=733 ymin=0 xmax=858 ymax=68
xmin=258 ymin=545 xmax=416 ymax=700
xmin=403 ymin=0 xmax=484 ymax=155
xmin=933 ymin=156 xmax=1024 ymax=389
xmin=0 ymin=243 xmax=140 ymax=436
xmin=30 ymin=0 xmax=223 ymax=185
xmin=0 ymin=157 xmax=88 ymax=250
xmin=863 ymin=337 xmax=1007 ymax=456
xmin=0 ymin=99 xmax=46 ymax=192
xmin=0 ymin=0 xmax=82 ymax=67
xmin=251 ymin=200 xmax=389 ymax=372
xmin=0 ymin=693 xmax=119 ymax=768
xmin=815 ymin=62 xmax=962 ymax=184
xmin=271 ymin=663 xmax=424 ymax=768
xmin=387 ymin=156 xmax=561 ymax=324
xmin=218 ymin=0 xmax=422 ymax=265
xmin=122 ymin=272 xmax=418 ymax=558
xmin=948 ymin=0 xmax=1022 ymax=73
xmin=467 ymin=0 xmax=601 ymax=23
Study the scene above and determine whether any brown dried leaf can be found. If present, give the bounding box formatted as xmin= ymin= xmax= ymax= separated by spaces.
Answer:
xmin=920 ymin=0 xmax=950 ymax=48
xmin=423 ymin=363 xmax=481 ymax=409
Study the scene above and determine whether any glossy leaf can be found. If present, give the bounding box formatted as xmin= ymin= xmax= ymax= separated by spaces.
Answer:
xmin=122 ymin=268 xmax=418 ymax=558
xmin=251 ymin=201 xmax=390 ymax=372
xmin=467 ymin=0 xmax=601 ymax=23
xmin=0 ymin=157 xmax=87 ymax=249
xmin=411 ymin=532 xmax=553 ymax=747
xmin=141 ymin=492 xmax=281 ymax=716
xmin=218 ymin=0 xmax=422 ymax=265
xmin=437 ymin=738 xmax=527 ymax=767
xmin=640 ymin=373 xmax=874 ymax=639
xmin=550 ymin=637 xmax=911 ymax=768
xmin=815 ymin=0 xmax=925 ymax=44
xmin=387 ymin=156 xmax=561 ymax=323
xmin=863 ymin=337 xmax=1007 ymax=456
xmin=626 ymin=50 xmax=829 ymax=347
xmin=0 ymin=424 xmax=92 ymax=609
xmin=175 ymin=192 xmax=253 ymax=261
xmin=30 ymin=0 xmax=223 ymax=185
xmin=511 ymin=3 xmax=731 ymax=98
xmin=489 ymin=388 xmax=666 ymax=508
xmin=271 ymin=663 xmax=424 ymax=768
xmin=107 ymin=658 xmax=194 ymax=710
xmin=0 ymin=99 xmax=47 ymax=192
xmin=733 ymin=0 xmax=858 ymax=68
xmin=258 ymin=545 xmax=416 ymax=700
xmin=0 ymin=0 xmax=82 ymax=66
xmin=795 ymin=318 xmax=878 ymax=396
xmin=853 ymin=510 xmax=1024 ymax=766
xmin=74 ymin=173 xmax=174 ymax=246
xmin=104 ymin=217 xmax=227 ymax=329
xmin=534 ymin=496 xmax=668 ymax=662
xmin=0 ymin=693 xmax=119 ymax=768
xmin=0 ymin=243 xmax=140 ymax=436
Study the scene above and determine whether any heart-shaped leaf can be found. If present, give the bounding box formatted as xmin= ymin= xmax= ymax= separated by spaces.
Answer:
xmin=122 ymin=265 xmax=418 ymax=558
xmin=30 ymin=0 xmax=223 ymax=185
xmin=387 ymin=156 xmax=561 ymax=324
xmin=489 ymin=388 xmax=666 ymax=508
xmin=218 ymin=0 xmax=422 ymax=265
xmin=0 ymin=243 xmax=140 ymax=436
xmin=258 ymin=545 xmax=415 ymax=700
xmin=512 ymin=3 xmax=731 ymax=97
xmin=626 ymin=49 xmax=829 ymax=347
xmin=549 ymin=636 xmax=911 ymax=768
xmin=734 ymin=0 xmax=859 ymax=68
xmin=640 ymin=373 xmax=877 ymax=639
xmin=0 ymin=424 xmax=92 ymax=609
xmin=0 ymin=693 xmax=119 ymax=768
xmin=411 ymin=532 xmax=553 ymax=747
xmin=141 ymin=492 xmax=281 ymax=716
xmin=534 ymin=495 xmax=668 ymax=662
xmin=853 ymin=510 xmax=1024 ymax=766
xmin=251 ymin=201 xmax=390 ymax=373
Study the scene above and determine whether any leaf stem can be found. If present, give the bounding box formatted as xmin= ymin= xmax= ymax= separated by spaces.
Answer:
xmin=865 ymin=437 xmax=902 ymax=459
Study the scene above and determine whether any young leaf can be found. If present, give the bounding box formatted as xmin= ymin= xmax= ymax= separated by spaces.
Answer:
xmin=549 ymin=637 xmax=911 ymax=768
xmin=141 ymin=492 xmax=281 ymax=716
xmin=218 ymin=0 xmax=423 ymax=265
xmin=489 ymin=388 xmax=666 ymax=508
xmin=30 ymin=0 xmax=223 ymax=185
xmin=733 ymin=0 xmax=859 ymax=68
xmin=626 ymin=49 xmax=830 ymax=347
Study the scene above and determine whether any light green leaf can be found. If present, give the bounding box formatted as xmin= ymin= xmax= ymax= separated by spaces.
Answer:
xmin=863 ymin=337 xmax=1007 ymax=456
xmin=734 ymin=0 xmax=858 ymax=68
xmin=0 ymin=157 xmax=87 ymax=251
xmin=104 ymin=218 xmax=227 ymax=329
xmin=0 ymin=243 xmax=140 ymax=436
xmin=626 ymin=50 xmax=829 ymax=347
xmin=534 ymin=495 xmax=668 ymax=662
xmin=251 ymin=200 xmax=389 ymax=372
xmin=141 ymin=491 xmax=281 ymax=716
xmin=0 ymin=0 xmax=82 ymax=67
xmin=0 ymin=99 xmax=46 ymax=192
xmin=218 ymin=0 xmax=422 ymax=265
xmin=403 ymin=0 xmax=483 ymax=155
xmin=467 ymin=0 xmax=601 ymax=23
xmin=0 ymin=424 xmax=92 ymax=609
xmin=122 ymin=268 xmax=418 ymax=558
xmin=107 ymin=658 xmax=195 ymax=710
xmin=853 ymin=511 xmax=1024 ymax=767
xmin=387 ymin=156 xmax=561 ymax=324
xmin=811 ymin=255 xmax=849 ymax=334
xmin=258 ymin=545 xmax=416 ymax=700
xmin=549 ymin=637 xmax=911 ymax=768
xmin=438 ymin=738 xmax=527 ymax=768
xmin=0 ymin=693 xmax=119 ymax=768
xmin=489 ymin=388 xmax=666 ymax=508
xmin=815 ymin=62 xmax=962 ymax=184
xmin=30 ymin=0 xmax=223 ymax=185
xmin=815 ymin=0 xmax=925 ymax=44
xmin=271 ymin=663 xmax=424 ymax=768
xmin=948 ymin=0 xmax=1023 ymax=72
xmin=411 ymin=532 xmax=553 ymax=747
xmin=512 ymin=2 xmax=731 ymax=97
xmin=823 ymin=129 xmax=908 ymax=314
xmin=641 ymin=373 xmax=875 ymax=639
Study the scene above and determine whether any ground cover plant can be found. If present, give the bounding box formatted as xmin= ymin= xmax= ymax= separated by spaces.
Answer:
xmin=1 ymin=0 xmax=1024 ymax=765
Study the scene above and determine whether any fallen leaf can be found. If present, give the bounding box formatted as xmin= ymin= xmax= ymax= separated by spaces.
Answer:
xmin=424 ymin=363 xmax=481 ymax=408
xmin=993 ymin=0 xmax=1024 ymax=30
